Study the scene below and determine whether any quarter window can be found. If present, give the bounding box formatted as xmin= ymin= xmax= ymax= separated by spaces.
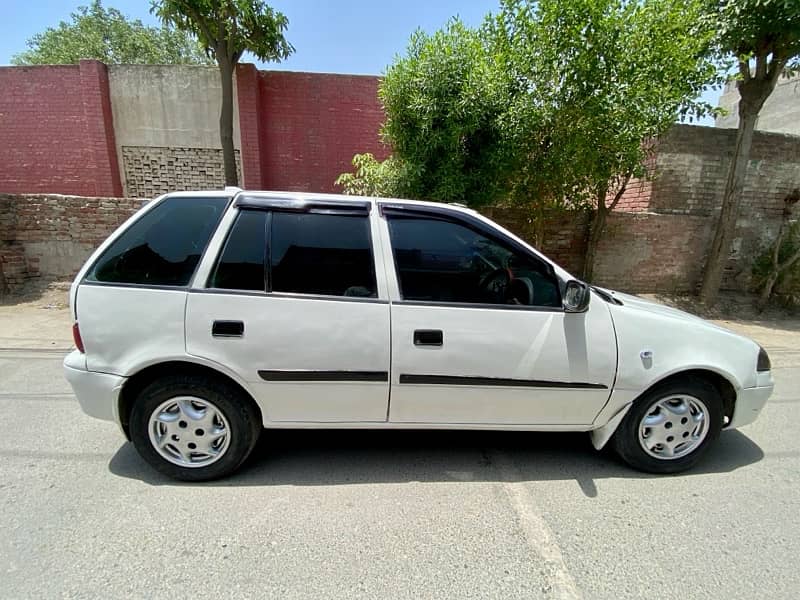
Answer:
xmin=387 ymin=216 xmax=560 ymax=307
xmin=270 ymin=213 xmax=376 ymax=297
xmin=87 ymin=196 xmax=228 ymax=287
xmin=210 ymin=210 xmax=268 ymax=291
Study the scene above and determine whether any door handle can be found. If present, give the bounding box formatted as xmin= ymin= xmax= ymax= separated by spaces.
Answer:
xmin=414 ymin=329 xmax=443 ymax=346
xmin=212 ymin=320 xmax=244 ymax=337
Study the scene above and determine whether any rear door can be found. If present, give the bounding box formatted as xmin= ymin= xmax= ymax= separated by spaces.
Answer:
xmin=185 ymin=196 xmax=391 ymax=423
xmin=379 ymin=205 xmax=617 ymax=426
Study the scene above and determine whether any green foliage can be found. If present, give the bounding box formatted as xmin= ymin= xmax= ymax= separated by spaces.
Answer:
xmin=497 ymin=0 xmax=719 ymax=205
xmin=711 ymin=0 xmax=800 ymax=69
xmin=151 ymin=0 xmax=293 ymax=65
xmin=12 ymin=1 xmax=210 ymax=65
xmin=335 ymin=154 xmax=410 ymax=198
xmin=753 ymin=220 xmax=800 ymax=308
xmin=377 ymin=20 xmax=517 ymax=205
xmin=338 ymin=0 xmax=719 ymax=213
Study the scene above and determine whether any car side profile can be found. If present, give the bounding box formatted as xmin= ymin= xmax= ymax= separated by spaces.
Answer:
xmin=63 ymin=190 xmax=774 ymax=481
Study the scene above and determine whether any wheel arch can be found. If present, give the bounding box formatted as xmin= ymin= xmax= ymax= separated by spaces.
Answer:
xmin=592 ymin=367 xmax=737 ymax=450
xmin=118 ymin=360 xmax=262 ymax=440
xmin=646 ymin=368 xmax=737 ymax=427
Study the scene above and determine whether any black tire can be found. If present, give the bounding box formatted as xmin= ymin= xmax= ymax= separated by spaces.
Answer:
xmin=130 ymin=374 xmax=261 ymax=481
xmin=611 ymin=377 xmax=723 ymax=474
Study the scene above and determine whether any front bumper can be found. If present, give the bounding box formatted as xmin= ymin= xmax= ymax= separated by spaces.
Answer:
xmin=63 ymin=350 xmax=125 ymax=423
xmin=727 ymin=381 xmax=773 ymax=429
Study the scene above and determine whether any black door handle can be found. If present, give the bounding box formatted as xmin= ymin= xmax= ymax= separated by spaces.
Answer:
xmin=414 ymin=329 xmax=443 ymax=346
xmin=212 ymin=320 xmax=244 ymax=337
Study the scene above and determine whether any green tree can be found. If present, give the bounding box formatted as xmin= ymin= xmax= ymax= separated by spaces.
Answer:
xmin=11 ymin=1 xmax=210 ymax=66
xmin=338 ymin=0 xmax=718 ymax=273
xmin=339 ymin=20 xmax=516 ymax=206
xmin=494 ymin=0 xmax=718 ymax=280
xmin=152 ymin=0 xmax=293 ymax=186
xmin=699 ymin=0 xmax=800 ymax=304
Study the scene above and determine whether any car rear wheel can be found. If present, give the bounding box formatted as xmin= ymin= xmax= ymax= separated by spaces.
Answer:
xmin=130 ymin=374 xmax=261 ymax=481
xmin=611 ymin=377 xmax=723 ymax=474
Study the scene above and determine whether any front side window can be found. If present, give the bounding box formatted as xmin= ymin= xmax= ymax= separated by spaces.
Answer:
xmin=270 ymin=212 xmax=377 ymax=297
xmin=87 ymin=196 xmax=228 ymax=287
xmin=387 ymin=215 xmax=561 ymax=307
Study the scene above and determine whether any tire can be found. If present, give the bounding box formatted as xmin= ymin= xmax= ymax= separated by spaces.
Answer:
xmin=129 ymin=374 xmax=261 ymax=481
xmin=611 ymin=377 xmax=723 ymax=474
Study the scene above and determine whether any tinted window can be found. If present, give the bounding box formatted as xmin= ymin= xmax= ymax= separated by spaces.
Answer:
xmin=271 ymin=213 xmax=376 ymax=297
xmin=210 ymin=210 xmax=267 ymax=291
xmin=388 ymin=216 xmax=560 ymax=307
xmin=87 ymin=196 xmax=228 ymax=286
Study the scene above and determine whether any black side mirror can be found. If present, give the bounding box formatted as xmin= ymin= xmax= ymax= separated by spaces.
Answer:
xmin=563 ymin=280 xmax=590 ymax=313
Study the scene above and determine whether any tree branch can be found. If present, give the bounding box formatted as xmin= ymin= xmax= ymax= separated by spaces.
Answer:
xmin=755 ymin=51 xmax=767 ymax=80
xmin=766 ymin=52 xmax=788 ymax=86
xmin=608 ymin=172 xmax=632 ymax=212
xmin=777 ymin=243 xmax=800 ymax=276
xmin=738 ymin=58 xmax=751 ymax=82
xmin=177 ymin=1 xmax=217 ymax=48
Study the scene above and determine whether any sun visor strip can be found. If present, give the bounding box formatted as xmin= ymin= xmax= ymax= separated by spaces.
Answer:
xmin=235 ymin=195 xmax=371 ymax=216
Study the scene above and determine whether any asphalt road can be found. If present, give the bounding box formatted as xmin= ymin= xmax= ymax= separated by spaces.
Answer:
xmin=1 ymin=321 xmax=799 ymax=599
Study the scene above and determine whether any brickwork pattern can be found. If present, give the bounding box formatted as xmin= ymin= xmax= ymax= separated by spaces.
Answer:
xmin=481 ymin=206 xmax=591 ymax=276
xmin=258 ymin=71 xmax=389 ymax=192
xmin=121 ymin=146 xmax=241 ymax=197
xmin=0 ymin=61 xmax=121 ymax=196
xmin=593 ymin=212 xmax=713 ymax=293
xmin=235 ymin=64 xmax=265 ymax=190
xmin=0 ymin=194 xmax=143 ymax=293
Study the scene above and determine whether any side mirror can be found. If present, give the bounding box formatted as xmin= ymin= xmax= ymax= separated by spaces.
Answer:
xmin=563 ymin=280 xmax=590 ymax=313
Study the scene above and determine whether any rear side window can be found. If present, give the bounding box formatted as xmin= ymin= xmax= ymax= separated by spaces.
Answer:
xmin=270 ymin=213 xmax=376 ymax=297
xmin=86 ymin=196 xmax=228 ymax=287
xmin=210 ymin=210 xmax=268 ymax=291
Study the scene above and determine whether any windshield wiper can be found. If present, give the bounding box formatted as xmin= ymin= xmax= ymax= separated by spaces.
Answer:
xmin=590 ymin=286 xmax=624 ymax=305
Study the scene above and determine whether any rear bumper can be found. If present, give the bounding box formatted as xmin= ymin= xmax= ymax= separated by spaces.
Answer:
xmin=63 ymin=350 xmax=125 ymax=424
xmin=728 ymin=383 xmax=773 ymax=429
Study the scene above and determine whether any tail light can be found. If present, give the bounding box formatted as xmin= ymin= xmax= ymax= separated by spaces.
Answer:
xmin=757 ymin=347 xmax=771 ymax=372
xmin=72 ymin=323 xmax=85 ymax=353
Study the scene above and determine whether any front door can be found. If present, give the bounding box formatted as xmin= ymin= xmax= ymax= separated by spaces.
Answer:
xmin=186 ymin=202 xmax=391 ymax=423
xmin=380 ymin=208 xmax=616 ymax=425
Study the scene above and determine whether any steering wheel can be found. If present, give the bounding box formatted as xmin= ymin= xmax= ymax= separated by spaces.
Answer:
xmin=478 ymin=267 xmax=511 ymax=302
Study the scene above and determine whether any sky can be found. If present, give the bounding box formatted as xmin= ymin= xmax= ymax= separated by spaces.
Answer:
xmin=0 ymin=0 xmax=718 ymax=123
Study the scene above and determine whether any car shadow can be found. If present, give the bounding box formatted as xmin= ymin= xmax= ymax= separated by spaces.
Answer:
xmin=108 ymin=428 xmax=764 ymax=496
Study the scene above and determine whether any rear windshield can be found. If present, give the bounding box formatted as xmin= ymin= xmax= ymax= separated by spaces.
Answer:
xmin=85 ymin=196 xmax=229 ymax=287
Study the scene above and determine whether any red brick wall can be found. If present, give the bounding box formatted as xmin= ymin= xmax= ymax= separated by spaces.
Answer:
xmin=256 ymin=71 xmax=388 ymax=192
xmin=0 ymin=61 xmax=121 ymax=197
xmin=236 ymin=64 xmax=266 ymax=190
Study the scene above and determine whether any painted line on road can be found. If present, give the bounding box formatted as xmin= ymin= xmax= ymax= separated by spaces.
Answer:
xmin=0 ymin=393 xmax=74 ymax=400
xmin=492 ymin=451 xmax=582 ymax=600
xmin=0 ymin=349 xmax=71 ymax=360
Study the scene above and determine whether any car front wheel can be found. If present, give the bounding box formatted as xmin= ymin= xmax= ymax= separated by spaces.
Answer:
xmin=129 ymin=374 xmax=261 ymax=481
xmin=611 ymin=377 xmax=724 ymax=474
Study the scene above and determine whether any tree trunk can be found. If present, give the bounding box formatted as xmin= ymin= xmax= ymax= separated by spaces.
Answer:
xmin=699 ymin=57 xmax=784 ymax=305
xmin=217 ymin=55 xmax=238 ymax=187
xmin=698 ymin=109 xmax=758 ymax=304
xmin=757 ymin=269 xmax=780 ymax=312
xmin=583 ymin=192 xmax=608 ymax=283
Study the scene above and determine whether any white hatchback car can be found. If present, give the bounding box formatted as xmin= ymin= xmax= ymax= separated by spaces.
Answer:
xmin=64 ymin=190 xmax=773 ymax=480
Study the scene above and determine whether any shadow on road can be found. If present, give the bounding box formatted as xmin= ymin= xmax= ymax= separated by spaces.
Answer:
xmin=109 ymin=427 xmax=764 ymax=496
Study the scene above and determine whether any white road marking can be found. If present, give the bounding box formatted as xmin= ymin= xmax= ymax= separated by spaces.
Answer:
xmin=494 ymin=452 xmax=582 ymax=600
